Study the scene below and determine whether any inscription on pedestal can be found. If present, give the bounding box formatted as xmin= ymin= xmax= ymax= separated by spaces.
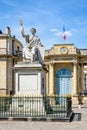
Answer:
xmin=18 ymin=74 xmax=38 ymax=91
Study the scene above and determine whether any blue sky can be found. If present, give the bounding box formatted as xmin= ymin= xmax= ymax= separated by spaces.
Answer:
xmin=0 ymin=0 xmax=87 ymax=49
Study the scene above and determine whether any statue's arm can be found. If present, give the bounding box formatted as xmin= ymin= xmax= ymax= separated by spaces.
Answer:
xmin=21 ymin=28 xmax=29 ymax=43
xmin=19 ymin=20 xmax=29 ymax=44
xmin=20 ymin=20 xmax=27 ymax=39
xmin=20 ymin=26 xmax=26 ymax=38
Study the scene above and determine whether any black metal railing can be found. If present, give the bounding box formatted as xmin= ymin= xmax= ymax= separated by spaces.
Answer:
xmin=0 ymin=96 xmax=72 ymax=119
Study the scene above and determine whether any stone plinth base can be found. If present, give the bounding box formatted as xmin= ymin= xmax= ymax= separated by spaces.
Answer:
xmin=14 ymin=62 xmax=47 ymax=96
xmin=72 ymin=95 xmax=79 ymax=105
xmin=12 ymin=62 xmax=47 ymax=117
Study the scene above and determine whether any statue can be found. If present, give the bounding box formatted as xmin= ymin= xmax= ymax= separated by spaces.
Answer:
xmin=19 ymin=20 xmax=44 ymax=64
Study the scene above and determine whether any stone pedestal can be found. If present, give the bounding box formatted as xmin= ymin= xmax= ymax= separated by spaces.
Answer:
xmin=11 ymin=62 xmax=47 ymax=117
xmin=14 ymin=62 xmax=46 ymax=96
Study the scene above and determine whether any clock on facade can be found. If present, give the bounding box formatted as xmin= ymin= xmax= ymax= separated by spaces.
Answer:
xmin=60 ymin=47 xmax=68 ymax=54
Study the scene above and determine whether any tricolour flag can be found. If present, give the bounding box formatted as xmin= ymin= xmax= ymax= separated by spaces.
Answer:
xmin=63 ymin=26 xmax=66 ymax=40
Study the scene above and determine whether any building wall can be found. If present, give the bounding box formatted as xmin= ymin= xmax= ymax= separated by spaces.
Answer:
xmin=13 ymin=39 xmax=23 ymax=56
xmin=45 ymin=44 xmax=87 ymax=105
xmin=0 ymin=39 xmax=7 ymax=54
xmin=0 ymin=59 xmax=7 ymax=95
xmin=7 ymin=58 xmax=13 ymax=94
xmin=0 ymin=27 xmax=23 ymax=95
xmin=1 ymin=27 xmax=87 ymax=105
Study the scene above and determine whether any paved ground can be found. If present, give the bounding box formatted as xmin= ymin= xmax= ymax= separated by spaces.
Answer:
xmin=0 ymin=107 xmax=87 ymax=130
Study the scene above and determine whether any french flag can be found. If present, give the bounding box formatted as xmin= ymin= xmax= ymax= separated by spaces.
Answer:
xmin=63 ymin=26 xmax=66 ymax=40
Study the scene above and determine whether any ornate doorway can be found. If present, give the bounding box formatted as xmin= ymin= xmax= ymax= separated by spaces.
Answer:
xmin=56 ymin=68 xmax=72 ymax=96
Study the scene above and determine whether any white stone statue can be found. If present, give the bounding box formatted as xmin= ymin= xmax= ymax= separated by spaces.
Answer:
xmin=20 ymin=20 xmax=44 ymax=64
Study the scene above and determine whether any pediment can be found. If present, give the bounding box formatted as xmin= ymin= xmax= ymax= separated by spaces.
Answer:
xmin=48 ymin=44 xmax=77 ymax=55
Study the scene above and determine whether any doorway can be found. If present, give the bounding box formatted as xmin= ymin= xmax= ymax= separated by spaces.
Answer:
xmin=56 ymin=68 xmax=72 ymax=96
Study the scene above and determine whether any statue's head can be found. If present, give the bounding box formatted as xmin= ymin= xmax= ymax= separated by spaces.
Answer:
xmin=30 ymin=28 xmax=36 ymax=35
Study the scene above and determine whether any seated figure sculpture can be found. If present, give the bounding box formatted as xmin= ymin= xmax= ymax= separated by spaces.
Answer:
xmin=20 ymin=21 xmax=44 ymax=65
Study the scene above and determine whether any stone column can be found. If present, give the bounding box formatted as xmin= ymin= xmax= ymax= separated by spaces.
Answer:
xmin=80 ymin=64 xmax=84 ymax=92
xmin=49 ymin=63 xmax=54 ymax=95
xmin=46 ymin=65 xmax=49 ymax=94
xmin=72 ymin=62 xmax=79 ymax=105
xmin=73 ymin=62 xmax=77 ymax=95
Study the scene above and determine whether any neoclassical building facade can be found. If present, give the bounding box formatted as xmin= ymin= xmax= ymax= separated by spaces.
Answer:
xmin=0 ymin=27 xmax=23 ymax=95
xmin=0 ymin=27 xmax=87 ymax=105
xmin=44 ymin=44 xmax=87 ymax=104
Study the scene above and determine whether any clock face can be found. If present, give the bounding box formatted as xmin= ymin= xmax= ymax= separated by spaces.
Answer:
xmin=61 ymin=47 xmax=68 ymax=54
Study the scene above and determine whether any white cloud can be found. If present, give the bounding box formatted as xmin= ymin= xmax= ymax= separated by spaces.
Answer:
xmin=54 ymin=32 xmax=63 ymax=36
xmin=43 ymin=38 xmax=59 ymax=49
xmin=64 ymin=31 xmax=72 ymax=37
xmin=50 ymin=28 xmax=58 ymax=32
xmin=50 ymin=28 xmax=72 ymax=37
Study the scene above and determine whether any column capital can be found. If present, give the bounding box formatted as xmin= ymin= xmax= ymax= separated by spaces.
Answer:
xmin=50 ymin=61 xmax=55 ymax=64
xmin=73 ymin=61 xmax=77 ymax=65
xmin=73 ymin=57 xmax=77 ymax=64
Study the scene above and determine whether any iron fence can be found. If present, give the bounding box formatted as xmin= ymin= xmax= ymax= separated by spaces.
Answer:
xmin=0 ymin=96 xmax=72 ymax=120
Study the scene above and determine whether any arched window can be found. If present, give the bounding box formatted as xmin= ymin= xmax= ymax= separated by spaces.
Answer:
xmin=56 ymin=68 xmax=72 ymax=96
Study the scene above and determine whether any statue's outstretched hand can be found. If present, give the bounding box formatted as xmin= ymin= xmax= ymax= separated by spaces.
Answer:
xmin=19 ymin=20 xmax=24 ymax=33
xmin=20 ymin=26 xmax=24 ymax=33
